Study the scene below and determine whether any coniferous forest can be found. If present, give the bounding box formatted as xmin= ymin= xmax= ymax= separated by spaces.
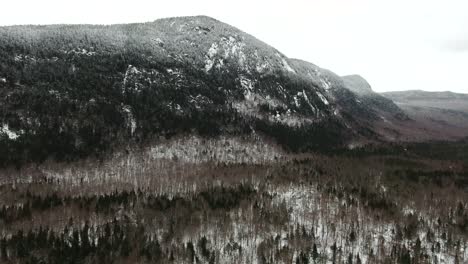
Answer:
xmin=0 ymin=140 xmax=467 ymax=263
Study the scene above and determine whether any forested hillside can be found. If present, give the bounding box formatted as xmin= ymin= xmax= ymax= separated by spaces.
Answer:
xmin=1 ymin=16 xmax=468 ymax=264
xmin=0 ymin=16 xmax=371 ymax=167
xmin=0 ymin=140 xmax=467 ymax=263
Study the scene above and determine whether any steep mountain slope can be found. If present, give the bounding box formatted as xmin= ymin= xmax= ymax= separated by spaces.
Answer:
xmin=341 ymin=75 xmax=407 ymax=122
xmin=0 ymin=16 xmax=373 ymax=166
xmin=324 ymin=74 xmax=411 ymax=144
xmin=2 ymin=15 xmax=449 ymax=166
xmin=342 ymin=75 xmax=406 ymax=119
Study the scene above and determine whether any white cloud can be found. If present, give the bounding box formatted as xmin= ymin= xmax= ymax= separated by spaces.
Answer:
xmin=1 ymin=0 xmax=467 ymax=93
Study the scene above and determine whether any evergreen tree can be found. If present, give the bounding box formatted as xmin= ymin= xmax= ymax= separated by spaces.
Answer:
xmin=312 ymin=243 xmax=319 ymax=262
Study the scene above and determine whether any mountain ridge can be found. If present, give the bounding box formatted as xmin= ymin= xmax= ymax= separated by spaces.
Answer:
xmin=0 ymin=16 xmax=361 ymax=166
xmin=0 ymin=16 xmax=465 ymax=167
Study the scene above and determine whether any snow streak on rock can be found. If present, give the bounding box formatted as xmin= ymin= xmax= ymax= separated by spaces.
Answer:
xmin=276 ymin=53 xmax=296 ymax=73
xmin=204 ymin=43 xmax=219 ymax=72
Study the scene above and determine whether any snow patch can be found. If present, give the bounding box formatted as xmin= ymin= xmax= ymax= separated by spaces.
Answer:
xmin=316 ymin=91 xmax=329 ymax=105
xmin=276 ymin=84 xmax=287 ymax=99
xmin=221 ymin=36 xmax=246 ymax=60
xmin=293 ymin=94 xmax=301 ymax=108
xmin=302 ymin=90 xmax=317 ymax=112
xmin=167 ymin=103 xmax=184 ymax=115
xmin=282 ymin=58 xmax=296 ymax=73
xmin=204 ymin=43 xmax=219 ymax=72
xmin=188 ymin=94 xmax=213 ymax=110
xmin=221 ymin=36 xmax=247 ymax=70
xmin=402 ymin=206 xmax=415 ymax=216
xmin=121 ymin=105 xmax=137 ymax=136
xmin=122 ymin=65 xmax=143 ymax=94
xmin=319 ymin=78 xmax=331 ymax=90
xmin=205 ymin=37 xmax=249 ymax=72
xmin=61 ymin=48 xmax=96 ymax=56
xmin=14 ymin=54 xmax=40 ymax=63
xmin=178 ymin=24 xmax=186 ymax=32
xmin=1 ymin=124 xmax=22 ymax=140
xmin=254 ymin=50 xmax=271 ymax=73
xmin=276 ymin=53 xmax=296 ymax=73
xmin=154 ymin=38 xmax=164 ymax=46
xmin=166 ymin=68 xmax=182 ymax=77
xmin=207 ymin=42 xmax=219 ymax=57
xmin=380 ymin=115 xmax=391 ymax=123
xmin=239 ymin=75 xmax=255 ymax=101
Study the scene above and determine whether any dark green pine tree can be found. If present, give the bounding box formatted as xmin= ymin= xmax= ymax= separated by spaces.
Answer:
xmin=399 ymin=246 xmax=411 ymax=264
xmin=356 ymin=253 xmax=362 ymax=264
xmin=296 ymin=251 xmax=309 ymax=264
xmin=312 ymin=243 xmax=319 ymax=262
xmin=1 ymin=238 xmax=8 ymax=261
xmin=331 ymin=242 xmax=337 ymax=264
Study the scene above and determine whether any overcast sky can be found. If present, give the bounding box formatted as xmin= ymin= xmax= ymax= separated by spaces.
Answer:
xmin=1 ymin=0 xmax=467 ymax=93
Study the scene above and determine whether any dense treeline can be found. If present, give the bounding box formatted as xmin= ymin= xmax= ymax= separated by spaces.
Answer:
xmin=254 ymin=118 xmax=348 ymax=152
xmin=331 ymin=138 xmax=468 ymax=165
xmin=1 ymin=151 xmax=467 ymax=263
xmin=0 ymin=184 xmax=255 ymax=224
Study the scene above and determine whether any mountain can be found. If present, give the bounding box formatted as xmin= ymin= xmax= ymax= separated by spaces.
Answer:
xmin=342 ymin=75 xmax=406 ymax=117
xmin=342 ymin=74 xmax=407 ymax=120
xmin=342 ymin=74 xmax=374 ymax=95
xmin=1 ymin=16 xmax=463 ymax=167
xmin=382 ymin=90 xmax=468 ymax=113
xmin=379 ymin=90 xmax=468 ymax=141
xmin=0 ymin=16 xmax=386 ymax=166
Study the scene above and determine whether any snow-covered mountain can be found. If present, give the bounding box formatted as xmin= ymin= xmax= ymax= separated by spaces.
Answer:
xmin=0 ymin=16 xmax=365 ymax=164
xmin=1 ymin=16 xmax=464 ymax=165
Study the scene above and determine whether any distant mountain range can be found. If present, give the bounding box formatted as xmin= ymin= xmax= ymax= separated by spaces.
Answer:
xmin=382 ymin=90 xmax=468 ymax=113
xmin=0 ymin=16 xmax=467 ymax=166
xmin=377 ymin=90 xmax=468 ymax=141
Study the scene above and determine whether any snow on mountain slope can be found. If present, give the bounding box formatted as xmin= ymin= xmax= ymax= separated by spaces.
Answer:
xmin=2 ymin=15 xmax=455 ymax=165
xmin=342 ymin=75 xmax=407 ymax=120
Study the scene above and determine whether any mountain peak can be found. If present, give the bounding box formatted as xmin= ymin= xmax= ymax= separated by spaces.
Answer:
xmin=342 ymin=75 xmax=373 ymax=95
xmin=152 ymin=15 xmax=222 ymax=26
